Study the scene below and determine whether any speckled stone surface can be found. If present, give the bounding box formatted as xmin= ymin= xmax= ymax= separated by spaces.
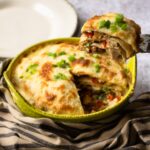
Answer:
xmin=68 ymin=0 xmax=150 ymax=98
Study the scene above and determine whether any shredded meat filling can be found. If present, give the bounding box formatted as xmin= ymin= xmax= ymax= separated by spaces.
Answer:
xmin=80 ymin=31 xmax=133 ymax=62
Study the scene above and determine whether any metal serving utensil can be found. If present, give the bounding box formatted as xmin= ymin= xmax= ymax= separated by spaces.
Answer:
xmin=140 ymin=34 xmax=150 ymax=53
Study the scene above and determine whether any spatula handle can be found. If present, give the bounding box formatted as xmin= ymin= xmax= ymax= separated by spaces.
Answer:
xmin=140 ymin=34 xmax=150 ymax=53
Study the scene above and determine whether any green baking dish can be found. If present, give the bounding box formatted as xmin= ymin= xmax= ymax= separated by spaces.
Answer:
xmin=3 ymin=37 xmax=136 ymax=122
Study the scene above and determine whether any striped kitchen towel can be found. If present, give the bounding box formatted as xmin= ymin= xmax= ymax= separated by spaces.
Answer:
xmin=0 ymin=58 xmax=150 ymax=150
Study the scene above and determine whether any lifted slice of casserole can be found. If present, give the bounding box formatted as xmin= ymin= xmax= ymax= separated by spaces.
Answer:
xmin=80 ymin=13 xmax=141 ymax=61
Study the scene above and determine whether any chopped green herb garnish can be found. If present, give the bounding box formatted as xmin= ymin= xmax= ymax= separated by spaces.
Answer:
xmin=53 ymin=64 xmax=57 ymax=67
xmin=124 ymin=68 xmax=129 ymax=73
xmin=115 ymin=14 xmax=124 ymax=24
xmin=93 ymin=53 xmax=100 ymax=58
xmin=107 ymin=61 xmax=111 ymax=65
xmin=68 ymin=55 xmax=76 ymax=62
xmin=84 ymin=42 xmax=92 ymax=47
xmin=54 ymin=73 xmax=67 ymax=80
xmin=56 ymin=60 xmax=70 ymax=68
xmin=114 ymin=14 xmax=128 ymax=31
xmin=47 ymin=52 xmax=57 ymax=58
xmin=101 ymin=86 xmax=111 ymax=94
xmin=110 ymin=23 xmax=118 ymax=33
xmin=58 ymin=51 xmax=66 ymax=56
xmin=19 ymin=75 xmax=23 ymax=79
xmin=21 ymin=63 xmax=38 ymax=78
xmin=95 ymin=93 xmax=106 ymax=100
xmin=47 ymin=51 xmax=67 ymax=58
xmin=99 ymin=20 xmax=106 ymax=28
xmin=99 ymin=20 xmax=111 ymax=29
xmin=94 ymin=64 xmax=101 ymax=73
xmin=99 ymin=14 xmax=127 ymax=32
xmin=98 ymin=94 xmax=105 ymax=100
xmin=105 ymin=20 xmax=111 ymax=28
xmin=26 ymin=64 xmax=38 ymax=74
xmin=79 ymin=56 xmax=84 ymax=60
xmin=120 ymin=23 xmax=128 ymax=30
xmin=95 ymin=87 xmax=112 ymax=100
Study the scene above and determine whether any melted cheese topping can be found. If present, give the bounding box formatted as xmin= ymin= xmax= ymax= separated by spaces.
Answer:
xmin=12 ymin=43 xmax=84 ymax=115
xmin=12 ymin=42 xmax=131 ymax=114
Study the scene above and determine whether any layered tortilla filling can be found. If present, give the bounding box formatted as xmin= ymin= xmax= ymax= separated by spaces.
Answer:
xmin=77 ymin=13 xmax=141 ymax=113
xmin=80 ymin=31 xmax=134 ymax=63
xmin=73 ymin=54 xmax=131 ymax=113
xmin=80 ymin=13 xmax=141 ymax=63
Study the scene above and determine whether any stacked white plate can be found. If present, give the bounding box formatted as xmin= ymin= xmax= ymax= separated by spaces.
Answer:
xmin=0 ymin=0 xmax=77 ymax=57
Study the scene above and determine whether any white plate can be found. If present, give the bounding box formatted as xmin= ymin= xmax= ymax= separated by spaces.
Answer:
xmin=0 ymin=0 xmax=77 ymax=57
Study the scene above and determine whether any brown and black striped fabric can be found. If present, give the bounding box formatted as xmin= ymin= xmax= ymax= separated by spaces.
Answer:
xmin=1 ymin=93 xmax=150 ymax=150
xmin=0 ymin=33 xmax=150 ymax=150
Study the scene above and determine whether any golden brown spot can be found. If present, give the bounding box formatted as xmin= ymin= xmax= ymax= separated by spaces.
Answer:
xmin=35 ymin=97 xmax=53 ymax=111
xmin=31 ymin=46 xmax=38 ymax=52
xmin=86 ymin=16 xmax=99 ymax=23
xmin=66 ymin=91 xmax=77 ymax=101
xmin=40 ymin=62 xmax=52 ymax=80
xmin=41 ymin=81 xmax=48 ymax=87
xmin=23 ymin=83 xmax=33 ymax=96
xmin=45 ymin=91 xmax=56 ymax=101
xmin=56 ymin=103 xmax=75 ymax=114
xmin=67 ymin=94 xmax=74 ymax=100
xmin=23 ymin=84 xmax=29 ymax=91
xmin=23 ymin=53 xmax=28 ymax=58
xmin=120 ymin=71 xmax=128 ymax=79
xmin=84 ymin=15 xmax=101 ymax=29
xmin=90 ymin=15 xmax=101 ymax=21
xmin=72 ymin=59 xmax=90 ymax=67
xmin=59 ymin=96 xmax=66 ymax=103
xmin=70 ymin=91 xmax=77 ymax=98
xmin=41 ymin=52 xmax=46 ymax=57
xmin=103 ymin=67 xmax=116 ymax=79
xmin=61 ymin=104 xmax=74 ymax=111
xmin=73 ymin=71 xmax=87 ymax=76
xmin=109 ymin=72 xmax=116 ymax=78
xmin=57 ymin=85 xmax=65 ymax=91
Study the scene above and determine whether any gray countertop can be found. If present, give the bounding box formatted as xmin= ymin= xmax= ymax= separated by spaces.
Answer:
xmin=68 ymin=0 xmax=150 ymax=98
xmin=68 ymin=0 xmax=150 ymax=36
